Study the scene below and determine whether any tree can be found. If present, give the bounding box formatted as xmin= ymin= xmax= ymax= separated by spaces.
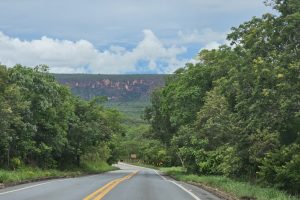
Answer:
xmin=7 ymin=65 xmax=74 ymax=168
xmin=145 ymin=0 xmax=300 ymax=193
xmin=67 ymin=98 xmax=112 ymax=166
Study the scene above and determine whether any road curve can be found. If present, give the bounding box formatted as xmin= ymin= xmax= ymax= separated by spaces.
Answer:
xmin=0 ymin=162 xmax=222 ymax=200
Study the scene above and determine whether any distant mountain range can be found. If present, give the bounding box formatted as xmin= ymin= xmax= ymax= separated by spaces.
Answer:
xmin=54 ymin=74 xmax=167 ymax=120
xmin=54 ymin=74 xmax=167 ymax=102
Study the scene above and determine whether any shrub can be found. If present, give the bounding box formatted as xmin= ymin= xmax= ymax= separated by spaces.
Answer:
xmin=258 ymin=144 xmax=300 ymax=194
xmin=10 ymin=157 xmax=21 ymax=170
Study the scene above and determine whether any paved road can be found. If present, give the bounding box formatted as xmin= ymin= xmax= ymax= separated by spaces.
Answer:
xmin=0 ymin=163 xmax=222 ymax=200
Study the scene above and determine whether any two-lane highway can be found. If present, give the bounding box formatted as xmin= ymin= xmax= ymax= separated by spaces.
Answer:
xmin=0 ymin=163 xmax=222 ymax=200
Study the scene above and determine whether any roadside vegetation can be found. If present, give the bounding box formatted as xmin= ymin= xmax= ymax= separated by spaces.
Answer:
xmin=0 ymin=0 xmax=299 ymax=198
xmin=120 ymin=0 xmax=300 ymax=198
xmin=0 ymin=65 xmax=123 ymax=184
xmin=0 ymin=161 xmax=116 ymax=184
xmin=161 ymin=167 xmax=298 ymax=200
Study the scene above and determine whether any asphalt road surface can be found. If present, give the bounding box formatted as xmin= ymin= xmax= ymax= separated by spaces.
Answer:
xmin=0 ymin=162 xmax=222 ymax=200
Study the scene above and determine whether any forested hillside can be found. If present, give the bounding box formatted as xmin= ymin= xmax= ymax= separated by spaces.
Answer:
xmin=54 ymin=74 xmax=166 ymax=121
xmin=125 ymin=0 xmax=300 ymax=195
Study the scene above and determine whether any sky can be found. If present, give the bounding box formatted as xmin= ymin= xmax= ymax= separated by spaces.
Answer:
xmin=0 ymin=0 xmax=273 ymax=74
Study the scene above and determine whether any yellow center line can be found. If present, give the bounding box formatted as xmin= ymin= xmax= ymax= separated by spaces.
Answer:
xmin=83 ymin=171 xmax=139 ymax=200
xmin=83 ymin=179 xmax=118 ymax=200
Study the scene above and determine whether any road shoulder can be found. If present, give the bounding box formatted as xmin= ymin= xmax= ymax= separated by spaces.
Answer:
xmin=120 ymin=162 xmax=224 ymax=200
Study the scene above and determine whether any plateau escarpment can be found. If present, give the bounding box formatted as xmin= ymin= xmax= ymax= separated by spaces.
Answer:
xmin=54 ymin=74 xmax=167 ymax=120
xmin=54 ymin=74 xmax=166 ymax=101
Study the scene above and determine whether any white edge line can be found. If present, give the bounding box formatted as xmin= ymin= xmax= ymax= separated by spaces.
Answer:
xmin=0 ymin=171 xmax=112 ymax=196
xmin=0 ymin=179 xmax=66 ymax=195
xmin=169 ymin=180 xmax=202 ymax=200
xmin=153 ymin=169 xmax=167 ymax=180
xmin=153 ymin=169 xmax=202 ymax=200
xmin=120 ymin=163 xmax=202 ymax=200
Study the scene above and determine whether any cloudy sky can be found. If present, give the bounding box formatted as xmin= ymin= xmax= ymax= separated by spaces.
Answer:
xmin=0 ymin=0 xmax=272 ymax=74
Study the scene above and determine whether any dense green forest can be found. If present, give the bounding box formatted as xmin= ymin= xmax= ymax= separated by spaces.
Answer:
xmin=0 ymin=0 xmax=299 ymax=197
xmin=125 ymin=0 xmax=300 ymax=195
xmin=0 ymin=65 xmax=123 ymax=170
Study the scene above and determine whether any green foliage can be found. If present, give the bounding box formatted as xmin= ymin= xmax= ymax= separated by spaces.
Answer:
xmin=80 ymin=160 xmax=117 ymax=174
xmin=0 ymin=64 xmax=123 ymax=170
xmin=259 ymin=144 xmax=300 ymax=193
xmin=0 ymin=163 xmax=116 ymax=184
xmin=105 ymin=101 xmax=149 ymax=124
xmin=116 ymin=123 xmax=171 ymax=167
xmin=196 ymin=146 xmax=241 ymax=177
xmin=161 ymin=167 xmax=299 ymax=200
xmin=145 ymin=0 xmax=300 ymax=194
xmin=10 ymin=158 xmax=22 ymax=170
xmin=66 ymin=97 xmax=114 ymax=167
xmin=141 ymin=140 xmax=170 ymax=166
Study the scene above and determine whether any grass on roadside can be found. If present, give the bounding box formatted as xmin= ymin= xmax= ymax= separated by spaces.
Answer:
xmin=0 ymin=161 xmax=117 ymax=184
xmin=160 ymin=167 xmax=299 ymax=200
xmin=80 ymin=160 xmax=118 ymax=173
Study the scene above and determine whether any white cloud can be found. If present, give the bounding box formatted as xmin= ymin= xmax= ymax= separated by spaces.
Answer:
xmin=177 ymin=28 xmax=228 ymax=45
xmin=0 ymin=0 xmax=271 ymax=46
xmin=176 ymin=28 xmax=229 ymax=65
xmin=0 ymin=0 xmax=272 ymax=74
xmin=0 ymin=30 xmax=187 ymax=74
xmin=202 ymin=41 xmax=222 ymax=50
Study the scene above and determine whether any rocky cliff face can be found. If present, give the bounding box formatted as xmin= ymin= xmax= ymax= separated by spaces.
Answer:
xmin=54 ymin=74 xmax=166 ymax=102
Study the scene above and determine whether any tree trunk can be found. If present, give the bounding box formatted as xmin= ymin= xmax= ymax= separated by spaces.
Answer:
xmin=76 ymin=154 xmax=80 ymax=167
xmin=7 ymin=146 xmax=10 ymax=168
xmin=177 ymin=153 xmax=185 ymax=169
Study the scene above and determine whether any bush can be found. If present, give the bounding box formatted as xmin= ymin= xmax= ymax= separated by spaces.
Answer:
xmin=10 ymin=157 xmax=22 ymax=170
xmin=194 ymin=146 xmax=241 ymax=177
xmin=0 ymin=171 xmax=9 ymax=183
xmin=216 ymin=146 xmax=241 ymax=177
xmin=160 ymin=167 xmax=299 ymax=200
xmin=259 ymin=144 xmax=300 ymax=194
